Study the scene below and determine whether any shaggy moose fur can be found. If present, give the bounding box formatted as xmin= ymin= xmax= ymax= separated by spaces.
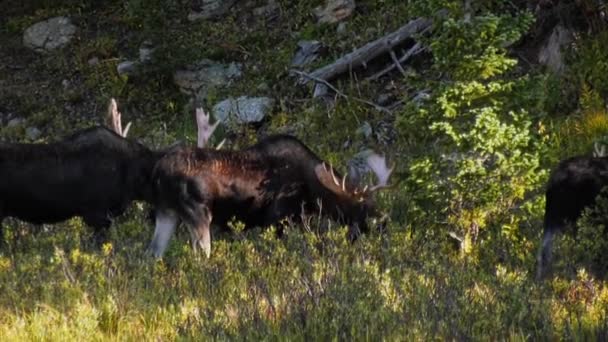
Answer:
xmin=148 ymin=134 xmax=393 ymax=258
xmin=0 ymin=127 xmax=162 ymax=238
xmin=538 ymin=155 xmax=608 ymax=279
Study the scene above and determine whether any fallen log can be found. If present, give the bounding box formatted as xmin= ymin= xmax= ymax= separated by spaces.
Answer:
xmin=297 ymin=16 xmax=432 ymax=84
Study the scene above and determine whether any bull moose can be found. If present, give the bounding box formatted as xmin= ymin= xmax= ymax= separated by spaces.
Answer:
xmin=538 ymin=151 xmax=608 ymax=279
xmin=0 ymin=100 xmax=162 ymax=241
xmin=148 ymin=134 xmax=393 ymax=258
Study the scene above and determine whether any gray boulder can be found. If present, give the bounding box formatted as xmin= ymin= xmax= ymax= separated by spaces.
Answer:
xmin=213 ymin=96 xmax=274 ymax=124
xmin=23 ymin=17 xmax=77 ymax=52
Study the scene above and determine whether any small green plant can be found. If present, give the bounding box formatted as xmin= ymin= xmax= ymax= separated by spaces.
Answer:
xmin=570 ymin=30 xmax=608 ymax=98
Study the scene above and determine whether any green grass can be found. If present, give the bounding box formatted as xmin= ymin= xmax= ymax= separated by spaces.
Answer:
xmin=1 ymin=211 xmax=608 ymax=340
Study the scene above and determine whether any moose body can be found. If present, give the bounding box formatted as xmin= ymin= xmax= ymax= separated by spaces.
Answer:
xmin=0 ymin=127 xmax=161 ymax=237
xmin=149 ymin=135 xmax=392 ymax=257
xmin=538 ymin=155 xmax=608 ymax=279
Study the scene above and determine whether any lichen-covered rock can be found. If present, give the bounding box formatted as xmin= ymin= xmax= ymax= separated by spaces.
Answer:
xmin=313 ymin=0 xmax=356 ymax=24
xmin=23 ymin=17 xmax=77 ymax=52
xmin=173 ymin=59 xmax=242 ymax=98
xmin=212 ymin=96 xmax=274 ymax=124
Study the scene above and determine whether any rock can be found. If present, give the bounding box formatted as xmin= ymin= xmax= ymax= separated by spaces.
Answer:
xmin=256 ymin=82 xmax=270 ymax=92
xmin=26 ymin=127 xmax=42 ymax=140
xmin=88 ymin=57 xmax=100 ymax=66
xmin=23 ymin=16 xmax=77 ymax=52
xmin=213 ymin=96 xmax=274 ymax=124
xmin=139 ymin=40 xmax=155 ymax=63
xmin=313 ymin=83 xmax=329 ymax=98
xmin=357 ymin=121 xmax=372 ymax=138
xmin=376 ymin=93 xmax=391 ymax=105
xmin=7 ymin=117 xmax=25 ymax=128
xmin=538 ymin=24 xmax=573 ymax=74
xmin=116 ymin=41 xmax=155 ymax=76
xmin=117 ymin=60 xmax=139 ymax=76
xmin=188 ymin=0 xmax=239 ymax=21
xmin=173 ymin=59 xmax=243 ymax=98
xmin=411 ymin=90 xmax=430 ymax=106
xmin=346 ymin=149 xmax=375 ymax=185
xmin=336 ymin=22 xmax=347 ymax=34
xmin=313 ymin=0 xmax=356 ymax=24
xmin=291 ymin=40 xmax=324 ymax=67
xmin=253 ymin=0 xmax=279 ymax=17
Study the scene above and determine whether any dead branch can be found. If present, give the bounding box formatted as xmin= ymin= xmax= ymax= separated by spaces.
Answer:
xmin=298 ymin=16 xmax=433 ymax=84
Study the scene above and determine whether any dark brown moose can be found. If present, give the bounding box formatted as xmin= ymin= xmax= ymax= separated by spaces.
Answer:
xmin=0 ymin=100 xmax=162 ymax=241
xmin=148 ymin=134 xmax=393 ymax=257
xmin=538 ymin=151 xmax=608 ymax=280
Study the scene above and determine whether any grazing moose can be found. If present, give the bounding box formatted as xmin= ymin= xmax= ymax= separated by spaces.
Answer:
xmin=0 ymin=99 xmax=162 ymax=241
xmin=538 ymin=148 xmax=608 ymax=280
xmin=148 ymin=134 xmax=393 ymax=258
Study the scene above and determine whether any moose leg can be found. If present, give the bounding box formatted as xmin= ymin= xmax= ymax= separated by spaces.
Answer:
xmin=0 ymin=216 xmax=4 ymax=248
xmin=83 ymin=214 xmax=112 ymax=244
xmin=149 ymin=209 xmax=179 ymax=258
xmin=264 ymin=191 xmax=305 ymax=237
xmin=536 ymin=227 xmax=556 ymax=281
xmin=188 ymin=206 xmax=212 ymax=258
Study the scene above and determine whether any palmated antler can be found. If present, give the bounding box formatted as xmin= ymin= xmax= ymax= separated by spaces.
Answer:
xmin=317 ymin=152 xmax=393 ymax=198
xmin=196 ymin=107 xmax=220 ymax=148
xmin=107 ymin=98 xmax=131 ymax=137
xmin=353 ymin=153 xmax=394 ymax=195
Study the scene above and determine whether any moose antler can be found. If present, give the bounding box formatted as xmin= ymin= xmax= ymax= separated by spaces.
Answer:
xmin=594 ymin=141 xmax=606 ymax=157
xmin=196 ymin=107 xmax=220 ymax=148
xmin=366 ymin=153 xmax=394 ymax=192
xmin=107 ymin=98 xmax=131 ymax=137
xmin=351 ymin=153 xmax=394 ymax=195
xmin=322 ymin=153 xmax=393 ymax=196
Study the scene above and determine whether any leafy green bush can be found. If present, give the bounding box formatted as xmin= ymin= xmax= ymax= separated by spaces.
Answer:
xmin=396 ymin=6 xmax=544 ymax=264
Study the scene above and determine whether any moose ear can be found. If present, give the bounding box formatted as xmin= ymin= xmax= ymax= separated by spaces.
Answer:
xmin=314 ymin=163 xmax=346 ymax=196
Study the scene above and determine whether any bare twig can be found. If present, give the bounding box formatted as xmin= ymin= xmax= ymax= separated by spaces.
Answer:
xmin=290 ymin=69 xmax=392 ymax=114
xmin=389 ymin=49 xmax=408 ymax=77
xmin=368 ymin=42 xmax=425 ymax=81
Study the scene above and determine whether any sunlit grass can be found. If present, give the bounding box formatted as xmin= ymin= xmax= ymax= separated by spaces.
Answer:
xmin=1 ymin=211 xmax=608 ymax=340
